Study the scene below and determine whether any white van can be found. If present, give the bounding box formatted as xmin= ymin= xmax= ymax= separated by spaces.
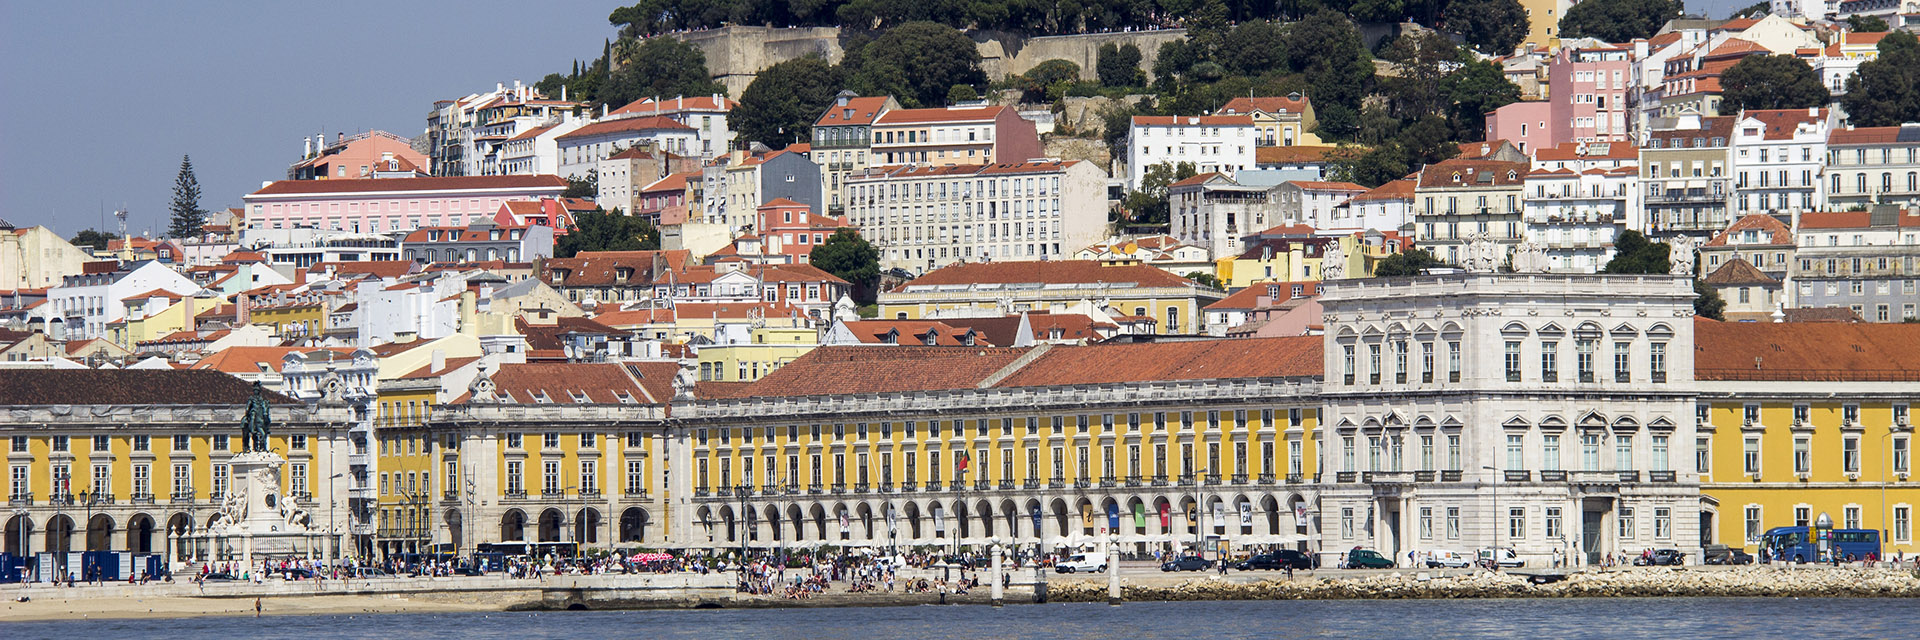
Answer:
xmin=1424 ymin=550 xmax=1472 ymax=568
xmin=1055 ymin=551 xmax=1108 ymax=573
xmin=1477 ymin=547 xmax=1524 ymax=568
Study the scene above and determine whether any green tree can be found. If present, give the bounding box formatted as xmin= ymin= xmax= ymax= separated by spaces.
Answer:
xmin=1730 ymin=2 xmax=1769 ymax=18
xmin=598 ymin=37 xmax=726 ymax=109
xmin=1124 ymin=162 xmax=1199 ymax=225
xmin=167 ymin=155 xmax=207 ymax=239
xmin=1017 ymin=59 xmax=1082 ymax=102
xmin=556 ymin=208 xmax=659 ymax=258
xmin=1100 ymin=100 xmax=1144 ymax=161
xmin=810 ymin=228 xmax=881 ymax=304
xmin=69 ymin=229 xmax=117 ymax=251
xmin=1846 ymin=14 xmax=1889 ymax=32
xmin=1097 ymin=43 xmax=1145 ymax=87
xmin=563 ymin=169 xmax=597 ymax=199
xmin=1693 ymin=280 xmax=1726 ymax=321
xmin=1558 ymin=0 xmax=1684 ymax=43
xmin=1219 ymin=20 xmax=1287 ymax=76
xmin=735 ymin=54 xmax=845 ymax=148
xmin=1447 ymin=0 xmax=1529 ymax=55
xmin=1373 ymin=248 xmax=1442 ymax=276
xmin=1721 ymin=55 xmax=1830 ymax=111
xmin=1602 ymin=230 xmax=1671 ymax=274
xmin=847 ymin=22 xmax=985 ymax=108
xmin=1443 ymin=59 xmax=1522 ymax=140
xmin=1185 ymin=272 xmax=1224 ymax=290
xmin=1287 ymin=10 xmax=1375 ymax=113
xmin=1380 ymin=30 xmax=1462 ymax=119
xmin=1326 ymin=142 xmax=1411 ymax=188
xmin=1838 ymin=32 xmax=1920 ymax=127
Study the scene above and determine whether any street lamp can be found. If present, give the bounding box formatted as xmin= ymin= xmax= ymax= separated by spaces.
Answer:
xmin=734 ymin=481 xmax=752 ymax=581
xmin=12 ymin=507 xmax=28 ymax=579
xmin=328 ymin=472 xmax=344 ymax=568
xmin=1482 ymin=465 xmax=1499 ymax=570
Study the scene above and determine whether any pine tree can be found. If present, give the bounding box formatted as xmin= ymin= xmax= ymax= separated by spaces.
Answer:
xmin=167 ymin=155 xmax=207 ymax=239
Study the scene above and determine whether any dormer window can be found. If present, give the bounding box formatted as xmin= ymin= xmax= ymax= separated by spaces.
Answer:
xmin=568 ymin=390 xmax=590 ymax=403
xmin=1267 ymin=284 xmax=1280 ymax=298
xmin=923 ymin=330 xmax=939 ymax=346
xmin=613 ymin=390 xmax=636 ymax=404
xmin=532 ymin=390 xmax=553 ymax=404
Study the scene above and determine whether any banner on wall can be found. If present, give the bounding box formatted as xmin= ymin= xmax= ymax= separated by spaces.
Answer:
xmin=932 ymin=506 xmax=945 ymax=534
xmin=838 ymin=508 xmax=850 ymax=534
xmin=1240 ymin=502 xmax=1253 ymax=525
xmin=1107 ymin=503 xmax=1121 ymax=530
xmin=1134 ymin=503 xmax=1147 ymax=529
xmin=1031 ymin=505 xmax=1042 ymax=534
xmin=1158 ymin=503 xmax=1171 ymax=529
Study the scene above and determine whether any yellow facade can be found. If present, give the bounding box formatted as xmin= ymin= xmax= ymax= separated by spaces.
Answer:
xmin=118 ymin=295 xmax=225 ymax=348
xmin=690 ymin=407 xmax=1322 ymax=498
xmin=250 ymin=302 xmax=327 ymax=341
xmin=7 ymin=432 xmax=321 ymax=505
xmin=1215 ymin=236 xmax=1378 ymax=289
xmin=1520 ymin=0 xmax=1568 ymax=53
xmin=1699 ymin=398 xmax=1916 ymax=555
xmin=881 ymin=296 xmax=1205 ymax=334
xmin=696 ymin=327 xmax=818 ymax=382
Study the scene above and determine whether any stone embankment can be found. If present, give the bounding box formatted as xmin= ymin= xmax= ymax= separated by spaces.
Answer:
xmin=1049 ymin=567 xmax=1920 ymax=602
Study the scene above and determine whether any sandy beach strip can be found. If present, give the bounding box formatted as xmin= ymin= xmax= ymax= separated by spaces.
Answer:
xmin=0 ymin=591 xmax=508 ymax=622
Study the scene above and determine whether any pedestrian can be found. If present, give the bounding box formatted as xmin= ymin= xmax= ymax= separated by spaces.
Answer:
xmin=254 ymin=597 xmax=262 ymax=618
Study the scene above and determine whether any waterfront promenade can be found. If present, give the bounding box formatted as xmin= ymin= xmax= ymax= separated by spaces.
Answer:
xmin=5 ymin=563 xmax=1917 ymax=622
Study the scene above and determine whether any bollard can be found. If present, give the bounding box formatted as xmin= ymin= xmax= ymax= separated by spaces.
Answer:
xmin=1107 ymin=540 xmax=1121 ymax=606
xmin=991 ymin=544 xmax=1004 ymax=607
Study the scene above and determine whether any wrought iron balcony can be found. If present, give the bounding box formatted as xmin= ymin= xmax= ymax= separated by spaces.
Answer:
xmin=131 ymin=492 xmax=155 ymax=504
xmin=1618 ymin=470 xmax=1642 ymax=483
xmin=1336 ymin=472 xmax=1358 ymax=483
xmin=997 ymin=479 xmax=1015 ymax=490
xmin=1503 ymin=470 xmax=1532 ymax=482
xmin=170 ymin=490 xmax=196 ymax=504
xmin=1152 ymin=474 xmax=1170 ymax=487
xmin=1413 ymin=471 xmax=1436 ymax=482
xmin=1231 ymin=473 xmax=1249 ymax=485
xmin=1074 ymin=479 xmax=1092 ymax=490
xmin=1287 ymin=473 xmax=1304 ymax=484
xmin=901 ymin=481 xmax=918 ymax=492
xmin=831 ymin=482 xmax=847 ymax=494
xmin=1125 ymin=475 xmax=1143 ymax=488
xmin=1441 ymin=470 xmax=1463 ymax=482
xmin=8 ymin=495 xmax=31 ymax=506
xmin=1539 ymin=470 xmax=1568 ymax=482
xmin=808 ymin=483 xmax=824 ymax=494
xmin=1100 ymin=475 xmax=1118 ymax=488
xmin=504 ymin=489 xmax=528 ymax=499
xmin=1177 ymin=474 xmax=1196 ymax=487
xmin=854 ymin=482 xmax=870 ymax=494
xmin=1648 ymin=471 xmax=1677 ymax=483
xmin=1027 ymin=479 xmax=1044 ymax=490
xmin=693 ymin=488 xmax=710 ymax=498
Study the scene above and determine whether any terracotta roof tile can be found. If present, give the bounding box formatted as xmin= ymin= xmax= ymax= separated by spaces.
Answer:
xmin=992 ymin=336 xmax=1322 ymax=387
xmin=739 ymin=346 xmax=1032 ymax=397
xmin=1132 ymin=115 xmax=1254 ymax=127
xmin=472 ymin=362 xmax=665 ymax=404
xmin=1702 ymin=258 xmax=1778 ymax=285
xmin=555 ymin=116 xmax=695 ymax=141
xmin=1415 ymin=159 xmax=1530 ymax=188
xmin=897 ymin=260 xmax=1198 ymax=291
xmin=1703 ymin=214 xmax=1793 ymax=247
xmin=815 ymin=96 xmax=892 ymax=126
xmin=875 ymin=105 xmax=1009 ymax=125
xmin=0 ymin=369 xmax=299 ymax=405
xmin=1695 ymin=318 xmax=1920 ymax=381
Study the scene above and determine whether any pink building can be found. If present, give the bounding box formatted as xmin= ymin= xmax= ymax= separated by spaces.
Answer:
xmin=287 ymin=130 xmax=429 ymax=180
xmin=755 ymin=198 xmax=849 ymax=264
xmin=243 ymin=175 xmax=567 ymax=234
xmin=1484 ymin=101 xmax=1554 ymax=156
xmin=1548 ymin=44 xmax=1633 ymax=145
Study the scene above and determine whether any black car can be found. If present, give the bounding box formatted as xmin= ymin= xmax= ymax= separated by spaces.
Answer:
xmin=454 ymin=565 xmax=485 ymax=576
xmin=1160 ymin=556 xmax=1213 ymax=572
xmin=1635 ymin=549 xmax=1686 ymax=566
xmin=1235 ymin=550 xmax=1317 ymax=570
xmin=275 ymin=568 xmax=315 ymax=580
xmin=1702 ymin=545 xmax=1754 ymax=565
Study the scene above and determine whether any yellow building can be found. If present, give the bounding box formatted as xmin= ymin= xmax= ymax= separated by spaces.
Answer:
xmin=677 ymin=338 xmax=1324 ymax=553
xmin=118 ymin=292 xmax=225 ymax=349
xmin=879 ymin=260 xmax=1223 ymax=335
xmin=0 ymin=369 xmax=350 ymax=574
xmin=1215 ymin=233 xmax=1381 ymax=289
xmin=1695 ymin=321 xmax=1917 ymax=556
xmin=1520 ymin=0 xmax=1569 ymax=52
xmin=1218 ymin=95 xmax=1322 ymax=147
xmin=248 ymin=295 xmax=329 ymax=341
xmin=695 ymin=326 xmax=819 ymax=382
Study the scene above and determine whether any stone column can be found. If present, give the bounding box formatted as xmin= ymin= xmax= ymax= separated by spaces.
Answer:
xmin=990 ymin=542 xmax=1004 ymax=607
xmin=242 ymin=531 xmax=254 ymax=572
xmin=1106 ymin=538 xmax=1121 ymax=605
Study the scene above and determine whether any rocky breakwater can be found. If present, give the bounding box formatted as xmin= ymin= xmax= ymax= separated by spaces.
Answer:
xmin=1049 ymin=567 xmax=1920 ymax=602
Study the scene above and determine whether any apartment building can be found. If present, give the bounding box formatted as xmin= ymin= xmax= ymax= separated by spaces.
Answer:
xmin=842 ymin=160 xmax=1109 ymax=273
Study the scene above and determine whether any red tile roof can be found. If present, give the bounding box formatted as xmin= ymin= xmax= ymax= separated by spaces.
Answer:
xmin=1205 ymin=281 xmax=1321 ymax=311
xmin=1415 ymin=159 xmax=1530 ymax=188
xmin=540 ymin=250 xmax=695 ymax=287
xmin=991 ymin=336 xmax=1323 ymax=387
xmin=1828 ymin=124 xmax=1920 ymax=146
xmin=815 ymin=96 xmax=892 ymax=126
xmin=1255 ymin=146 xmax=1337 ymax=165
xmin=1167 ymin=172 xmax=1223 ymax=189
xmin=1740 ymin=108 xmax=1827 ymax=141
xmin=250 ymin=175 xmax=566 ymax=196
xmin=307 ymin=261 xmax=417 ymax=279
xmin=898 ymin=260 xmax=1199 ymax=290
xmin=1219 ymin=95 xmax=1313 ymax=115
xmin=1533 ymin=142 xmax=1640 ymax=161
xmin=0 ymin=369 xmax=299 ymax=405
xmin=554 ymin=116 xmax=694 ymax=141
xmin=471 ymin=362 xmax=665 ymax=404
xmin=837 ymin=320 xmax=983 ymax=346
xmin=1348 ymin=179 xmax=1417 ymax=202
xmin=1799 ymin=209 xmax=1920 ymax=230
xmin=1704 ymin=214 xmax=1793 ymax=247
xmin=874 ymin=105 xmax=1009 ymax=125
xmin=1132 ymin=115 xmax=1254 ymax=127
xmin=1702 ymin=258 xmax=1778 ymax=286
xmin=1285 ymin=180 xmax=1367 ymax=192
xmin=610 ymin=95 xmax=736 ymax=116
xmin=741 ymin=345 xmax=1032 ymax=397
xmin=192 ymin=346 xmax=349 ymax=374
xmin=1694 ymin=319 xmax=1920 ymax=382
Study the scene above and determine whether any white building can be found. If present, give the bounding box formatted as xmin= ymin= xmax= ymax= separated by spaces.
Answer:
xmin=1326 ymin=179 xmax=1416 ymax=235
xmin=842 ymin=159 xmax=1110 ymax=273
xmin=1731 ymin=108 xmax=1831 ymax=216
xmin=496 ymin=117 xmax=587 ymax=176
xmin=49 ymin=261 xmax=199 ymax=341
xmin=1127 ymin=115 xmax=1256 ymax=190
xmin=1275 ymin=181 xmax=1368 ymax=230
xmin=605 ymin=95 xmax=737 ymax=159
xmin=1318 ymin=266 xmax=1701 ymax=568
xmin=1522 ymin=167 xmax=1636 ymax=273
xmin=555 ymin=117 xmax=699 ymax=180
xmin=426 ymin=81 xmax=582 ymax=177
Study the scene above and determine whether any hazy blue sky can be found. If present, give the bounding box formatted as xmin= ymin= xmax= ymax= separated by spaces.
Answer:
xmin=0 ymin=1 xmax=614 ymax=236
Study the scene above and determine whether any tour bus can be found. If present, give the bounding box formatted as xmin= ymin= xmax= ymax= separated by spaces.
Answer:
xmin=1758 ymin=526 xmax=1881 ymax=563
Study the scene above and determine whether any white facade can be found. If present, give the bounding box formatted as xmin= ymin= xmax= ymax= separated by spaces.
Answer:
xmin=1318 ymin=273 xmax=1701 ymax=567
xmin=843 ymin=160 xmax=1111 ymax=274
xmin=556 ymin=124 xmax=699 ymax=180
xmin=49 ymin=261 xmax=199 ymax=341
xmin=1731 ymin=109 xmax=1831 ymax=216
xmin=1522 ymin=170 xmax=1635 ymax=273
xmin=1127 ymin=115 xmax=1257 ymax=190
xmin=606 ymin=95 xmax=735 ymax=159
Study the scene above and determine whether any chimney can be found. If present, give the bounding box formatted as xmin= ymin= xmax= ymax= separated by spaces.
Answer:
xmin=236 ymin=291 xmax=251 ymax=326
xmin=460 ymin=289 xmax=479 ymax=337
xmin=560 ymin=85 xmax=567 ymax=102
xmin=394 ymin=330 xmax=418 ymax=344
xmin=431 ymin=349 xmax=446 ymax=373
xmin=602 ymin=103 xmax=609 ymax=118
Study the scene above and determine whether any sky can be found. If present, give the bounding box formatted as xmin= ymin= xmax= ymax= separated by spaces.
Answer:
xmin=0 ymin=1 xmax=615 ymax=237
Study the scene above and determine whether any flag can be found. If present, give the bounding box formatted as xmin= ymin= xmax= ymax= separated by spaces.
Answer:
xmin=1081 ymin=504 xmax=1093 ymax=527
xmin=957 ymin=451 xmax=970 ymax=474
xmin=933 ymin=506 xmax=945 ymax=534
xmin=838 ymin=508 xmax=850 ymax=534
xmin=1133 ymin=503 xmax=1147 ymax=529
xmin=1158 ymin=503 xmax=1170 ymax=529
xmin=1106 ymin=503 xmax=1120 ymax=530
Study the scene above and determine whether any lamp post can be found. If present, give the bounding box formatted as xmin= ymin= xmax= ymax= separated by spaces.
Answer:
xmin=1883 ymin=431 xmax=1895 ymax=560
xmin=1482 ymin=465 xmax=1499 ymax=570
xmin=12 ymin=507 xmax=28 ymax=580
xmin=734 ymin=481 xmax=752 ymax=581
xmin=328 ymin=472 xmax=344 ymax=569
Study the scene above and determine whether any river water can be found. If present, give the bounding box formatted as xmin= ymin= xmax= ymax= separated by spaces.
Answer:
xmin=6 ymin=598 xmax=1914 ymax=639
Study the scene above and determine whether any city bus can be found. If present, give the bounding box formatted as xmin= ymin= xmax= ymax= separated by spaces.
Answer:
xmin=1758 ymin=526 xmax=1881 ymax=563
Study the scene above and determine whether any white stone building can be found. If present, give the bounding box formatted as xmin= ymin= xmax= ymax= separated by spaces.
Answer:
xmin=842 ymin=159 xmax=1109 ymax=273
xmin=1317 ymin=270 xmax=1700 ymax=567
xmin=1127 ymin=115 xmax=1257 ymax=190
xmin=1731 ymin=108 xmax=1831 ymax=216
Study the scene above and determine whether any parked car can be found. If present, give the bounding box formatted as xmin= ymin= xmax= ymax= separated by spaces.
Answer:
xmin=1235 ymin=550 xmax=1317 ymax=570
xmin=200 ymin=571 xmax=236 ymax=582
xmin=1702 ymin=545 xmax=1753 ymax=565
xmin=1055 ymin=552 xmax=1108 ymax=573
xmin=1477 ymin=547 xmax=1524 ymax=569
xmin=453 ymin=565 xmax=485 ymax=576
xmin=1160 ymin=556 xmax=1213 ymax=572
xmin=275 ymin=567 xmax=315 ymax=580
xmin=1635 ymin=549 xmax=1686 ymax=566
xmin=1424 ymin=550 xmax=1472 ymax=569
xmin=1344 ymin=549 xmax=1394 ymax=569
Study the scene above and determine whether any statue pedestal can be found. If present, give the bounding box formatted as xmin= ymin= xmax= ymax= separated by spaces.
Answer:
xmin=207 ymin=451 xmax=312 ymax=560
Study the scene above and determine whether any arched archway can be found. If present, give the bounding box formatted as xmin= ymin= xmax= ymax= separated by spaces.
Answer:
xmin=785 ymin=504 xmax=804 ymax=542
xmin=1050 ymin=498 xmax=1070 ymax=541
xmin=975 ymin=499 xmax=995 ymax=538
xmin=537 ymin=508 xmax=564 ymax=543
xmin=620 ymin=508 xmax=650 ymax=543
xmin=855 ymin=503 xmax=874 ymax=541
xmin=1099 ymin=497 xmax=1121 ymax=538
xmin=4 ymin=513 xmax=30 ymax=556
xmin=809 ymin=504 xmax=828 ymax=540
xmin=574 ymin=507 xmax=601 ymax=545
xmin=999 ymin=499 xmax=1019 ymax=540
xmin=1262 ymin=495 xmax=1282 ymax=537
xmin=954 ymin=501 xmax=971 ymax=538
xmin=86 ymin=514 xmax=114 ymax=552
xmin=45 ymin=514 xmax=74 ymax=554
xmin=500 ymin=510 xmax=527 ymax=542
xmin=126 ymin=514 xmax=156 ymax=554
xmin=764 ymin=504 xmax=782 ymax=542
xmin=1127 ymin=496 xmax=1148 ymax=535
xmin=719 ymin=505 xmax=737 ymax=543
xmin=904 ymin=501 xmax=923 ymax=540
xmin=444 ymin=509 xmax=464 ymax=551
xmin=167 ymin=513 xmax=192 ymax=558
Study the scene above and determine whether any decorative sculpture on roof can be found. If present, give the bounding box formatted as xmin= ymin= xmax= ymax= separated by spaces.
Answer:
xmin=240 ymin=381 xmax=272 ymax=453
xmin=1320 ymin=240 xmax=1347 ymax=280
xmin=833 ymin=295 xmax=859 ymax=324
xmin=1511 ymin=239 xmax=1549 ymax=274
xmin=674 ymin=359 xmax=698 ymax=401
xmin=1668 ymin=235 xmax=1696 ymax=276
xmin=1464 ymin=233 xmax=1501 ymax=273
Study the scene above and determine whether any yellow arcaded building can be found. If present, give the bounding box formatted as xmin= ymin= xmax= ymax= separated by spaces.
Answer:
xmin=879 ymin=260 xmax=1222 ymax=335
xmin=1694 ymin=320 xmax=1917 ymax=557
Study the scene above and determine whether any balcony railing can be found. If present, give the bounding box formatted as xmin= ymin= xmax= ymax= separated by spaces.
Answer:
xmin=131 ymin=492 xmax=155 ymax=504
xmin=1100 ymin=475 xmax=1118 ymax=488
xmin=1336 ymin=472 xmax=1358 ymax=483
xmin=1177 ymin=474 xmax=1196 ymax=486
xmin=693 ymin=488 xmax=710 ymax=498
xmin=1152 ymin=474 xmax=1169 ymax=487
xmin=1286 ymin=473 xmax=1304 ymax=484
xmin=831 ymin=482 xmax=847 ymax=494
xmin=1027 ymin=479 xmax=1045 ymax=490
xmin=170 ymin=490 xmax=196 ymax=504
xmin=854 ymin=482 xmax=870 ymax=494
xmin=1258 ymin=473 xmax=1276 ymax=484
xmin=975 ymin=480 xmax=992 ymax=491
xmin=8 ymin=495 xmax=31 ymax=506
xmin=1231 ymin=473 xmax=1249 ymax=485
xmin=1126 ymin=475 xmax=1143 ymax=488
xmin=1539 ymin=470 xmax=1568 ymax=482
xmin=1074 ymin=479 xmax=1092 ymax=490
xmin=1618 ymin=470 xmax=1641 ymax=483
xmin=504 ymin=489 xmax=527 ymax=499
xmin=1441 ymin=470 xmax=1463 ymax=482
xmin=998 ymin=479 xmax=1015 ymax=490
xmin=1503 ymin=470 xmax=1532 ymax=482
xmin=1649 ymin=471 xmax=1677 ymax=483
xmin=808 ymin=483 xmax=824 ymax=494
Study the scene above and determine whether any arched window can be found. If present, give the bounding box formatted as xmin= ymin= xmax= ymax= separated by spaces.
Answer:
xmin=1884 ymin=172 xmax=1895 ymax=192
